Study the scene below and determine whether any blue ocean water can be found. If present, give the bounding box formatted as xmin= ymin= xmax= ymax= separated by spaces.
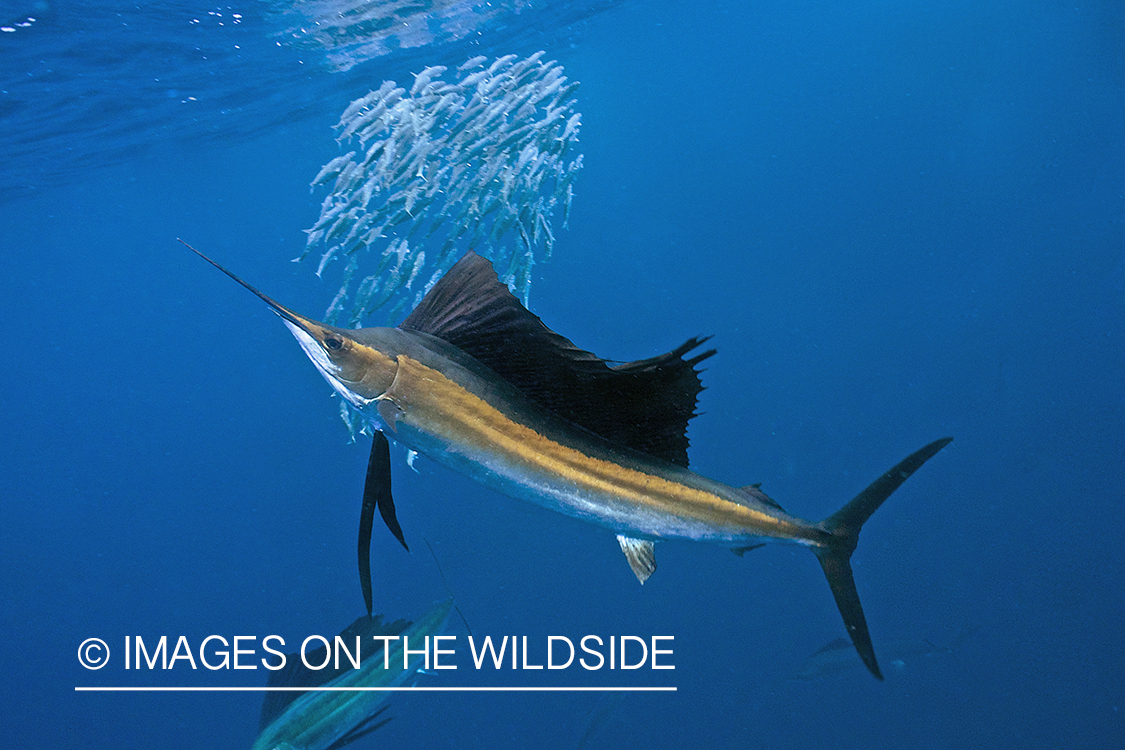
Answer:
xmin=2 ymin=0 xmax=1123 ymax=747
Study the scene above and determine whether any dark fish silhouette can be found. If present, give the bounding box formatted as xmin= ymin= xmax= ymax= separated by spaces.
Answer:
xmin=252 ymin=600 xmax=453 ymax=750
xmin=794 ymin=627 xmax=978 ymax=680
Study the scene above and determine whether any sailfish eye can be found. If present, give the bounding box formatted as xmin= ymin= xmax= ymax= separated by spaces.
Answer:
xmin=324 ymin=336 xmax=343 ymax=351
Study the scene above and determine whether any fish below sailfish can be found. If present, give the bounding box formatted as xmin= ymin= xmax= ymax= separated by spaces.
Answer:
xmin=185 ymin=242 xmax=952 ymax=680
xmin=252 ymin=599 xmax=453 ymax=750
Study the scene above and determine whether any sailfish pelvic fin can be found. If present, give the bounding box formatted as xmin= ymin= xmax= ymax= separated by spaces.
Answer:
xmin=358 ymin=431 xmax=408 ymax=617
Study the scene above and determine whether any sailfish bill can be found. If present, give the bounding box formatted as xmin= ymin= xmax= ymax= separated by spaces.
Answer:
xmin=185 ymin=240 xmax=952 ymax=680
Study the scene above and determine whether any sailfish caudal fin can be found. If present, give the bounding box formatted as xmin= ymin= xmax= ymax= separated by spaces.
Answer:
xmin=813 ymin=437 xmax=953 ymax=680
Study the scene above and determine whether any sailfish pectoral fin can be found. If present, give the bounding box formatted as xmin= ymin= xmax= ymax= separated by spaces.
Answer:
xmin=377 ymin=398 xmax=404 ymax=433
xmin=616 ymin=535 xmax=656 ymax=584
xmin=359 ymin=431 xmax=409 ymax=617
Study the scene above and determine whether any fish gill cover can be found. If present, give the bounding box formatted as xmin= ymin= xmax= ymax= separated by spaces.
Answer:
xmin=300 ymin=52 xmax=583 ymax=328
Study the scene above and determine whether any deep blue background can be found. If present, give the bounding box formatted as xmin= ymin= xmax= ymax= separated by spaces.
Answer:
xmin=2 ymin=1 xmax=1123 ymax=748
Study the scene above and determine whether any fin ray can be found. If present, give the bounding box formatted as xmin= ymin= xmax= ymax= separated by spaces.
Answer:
xmin=616 ymin=534 xmax=656 ymax=584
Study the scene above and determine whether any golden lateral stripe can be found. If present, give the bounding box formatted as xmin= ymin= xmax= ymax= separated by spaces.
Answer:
xmin=395 ymin=356 xmax=788 ymax=533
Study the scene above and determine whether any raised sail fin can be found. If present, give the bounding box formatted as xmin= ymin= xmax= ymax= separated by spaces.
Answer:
xmin=401 ymin=251 xmax=714 ymax=466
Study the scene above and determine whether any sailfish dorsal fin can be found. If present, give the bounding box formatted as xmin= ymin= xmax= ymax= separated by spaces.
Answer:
xmin=400 ymin=251 xmax=715 ymax=466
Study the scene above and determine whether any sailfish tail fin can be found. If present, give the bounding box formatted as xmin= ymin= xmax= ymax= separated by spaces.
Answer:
xmin=813 ymin=437 xmax=953 ymax=680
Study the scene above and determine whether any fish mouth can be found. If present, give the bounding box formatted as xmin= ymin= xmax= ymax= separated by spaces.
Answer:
xmin=281 ymin=319 xmax=373 ymax=408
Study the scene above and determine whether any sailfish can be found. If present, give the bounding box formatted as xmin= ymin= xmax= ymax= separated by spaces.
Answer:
xmin=185 ymin=242 xmax=951 ymax=680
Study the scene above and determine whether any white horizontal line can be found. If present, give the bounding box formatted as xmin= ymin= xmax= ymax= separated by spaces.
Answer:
xmin=75 ymin=686 xmax=676 ymax=692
